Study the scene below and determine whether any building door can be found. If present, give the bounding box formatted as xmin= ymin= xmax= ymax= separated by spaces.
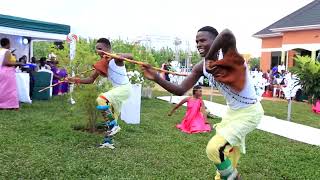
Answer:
xmin=271 ymin=51 xmax=282 ymax=69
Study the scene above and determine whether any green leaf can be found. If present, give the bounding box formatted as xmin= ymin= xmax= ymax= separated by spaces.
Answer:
xmin=292 ymin=56 xmax=320 ymax=101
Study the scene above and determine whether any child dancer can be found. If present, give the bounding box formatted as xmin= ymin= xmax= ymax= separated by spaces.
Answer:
xmin=168 ymin=85 xmax=211 ymax=134
xmin=68 ymin=38 xmax=132 ymax=149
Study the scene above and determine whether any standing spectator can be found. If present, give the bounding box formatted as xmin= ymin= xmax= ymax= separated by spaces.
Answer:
xmin=28 ymin=57 xmax=38 ymax=71
xmin=50 ymin=59 xmax=68 ymax=95
xmin=161 ymin=59 xmax=172 ymax=81
xmin=0 ymin=38 xmax=21 ymax=109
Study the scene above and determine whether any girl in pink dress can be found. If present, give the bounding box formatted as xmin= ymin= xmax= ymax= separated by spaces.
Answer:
xmin=312 ymin=100 xmax=320 ymax=114
xmin=168 ymin=85 xmax=211 ymax=134
xmin=0 ymin=38 xmax=20 ymax=110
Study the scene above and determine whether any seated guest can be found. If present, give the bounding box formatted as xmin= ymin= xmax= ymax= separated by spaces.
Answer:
xmin=18 ymin=55 xmax=31 ymax=73
xmin=26 ymin=57 xmax=38 ymax=71
xmin=31 ymin=57 xmax=37 ymax=64
xmin=38 ymin=57 xmax=51 ymax=71
xmin=16 ymin=56 xmax=36 ymax=98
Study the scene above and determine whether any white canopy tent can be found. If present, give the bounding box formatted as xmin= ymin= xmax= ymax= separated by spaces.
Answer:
xmin=0 ymin=14 xmax=71 ymax=104
xmin=0 ymin=14 xmax=70 ymax=61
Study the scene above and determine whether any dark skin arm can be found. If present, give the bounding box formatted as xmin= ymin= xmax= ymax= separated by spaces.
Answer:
xmin=79 ymin=70 xmax=100 ymax=84
xmin=2 ymin=51 xmax=23 ymax=67
xmin=114 ymin=53 xmax=133 ymax=66
xmin=168 ymin=97 xmax=189 ymax=116
xmin=142 ymin=61 xmax=204 ymax=96
xmin=67 ymin=70 xmax=99 ymax=84
xmin=141 ymin=29 xmax=237 ymax=95
xmin=205 ymin=29 xmax=238 ymax=77
xmin=67 ymin=53 xmax=132 ymax=84
xmin=206 ymin=28 xmax=237 ymax=60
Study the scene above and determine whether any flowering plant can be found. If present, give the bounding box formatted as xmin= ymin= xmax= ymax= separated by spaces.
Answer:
xmin=127 ymin=71 xmax=144 ymax=84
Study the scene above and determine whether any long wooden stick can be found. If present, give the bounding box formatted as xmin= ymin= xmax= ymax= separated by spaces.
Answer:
xmin=38 ymin=81 xmax=66 ymax=92
xmin=37 ymin=68 xmax=95 ymax=93
xmin=78 ymin=68 xmax=95 ymax=75
xmin=38 ymin=51 xmax=188 ymax=93
xmin=98 ymin=50 xmax=188 ymax=76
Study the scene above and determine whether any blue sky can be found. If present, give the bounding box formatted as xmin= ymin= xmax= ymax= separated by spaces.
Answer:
xmin=0 ymin=0 xmax=313 ymax=56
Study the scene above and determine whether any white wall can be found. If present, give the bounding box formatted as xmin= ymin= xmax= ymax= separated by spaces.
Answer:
xmin=0 ymin=34 xmax=30 ymax=61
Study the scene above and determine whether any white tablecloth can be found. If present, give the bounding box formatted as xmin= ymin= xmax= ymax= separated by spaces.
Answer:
xmin=15 ymin=72 xmax=32 ymax=103
xmin=121 ymin=84 xmax=141 ymax=124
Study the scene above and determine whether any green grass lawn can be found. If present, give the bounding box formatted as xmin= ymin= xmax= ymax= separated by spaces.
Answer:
xmin=154 ymin=90 xmax=320 ymax=129
xmin=0 ymin=94 xmax=319 ymax=179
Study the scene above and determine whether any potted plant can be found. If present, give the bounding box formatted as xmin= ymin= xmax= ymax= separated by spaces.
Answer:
xmin=290 ymin=56 xmax=320 ymax=114
xmin=128 ymin=70 xmax=155 ymax=98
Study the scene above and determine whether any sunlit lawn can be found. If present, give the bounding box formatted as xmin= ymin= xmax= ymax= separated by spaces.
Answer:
xmin=0 ymin=92 xmax=319 ymax=179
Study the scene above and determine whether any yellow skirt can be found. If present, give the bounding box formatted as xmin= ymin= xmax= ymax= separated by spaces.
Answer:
xmin=215 ymin=102 xmax=264 ymax=153
xmin=101 ymin=83 xmax=132 ymax=119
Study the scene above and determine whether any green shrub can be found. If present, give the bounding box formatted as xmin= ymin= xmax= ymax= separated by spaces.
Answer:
xmin=291 ymin=56 xmax=320 ymax=103
xmin=73 ymin=84 xmax=100 ymax=132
